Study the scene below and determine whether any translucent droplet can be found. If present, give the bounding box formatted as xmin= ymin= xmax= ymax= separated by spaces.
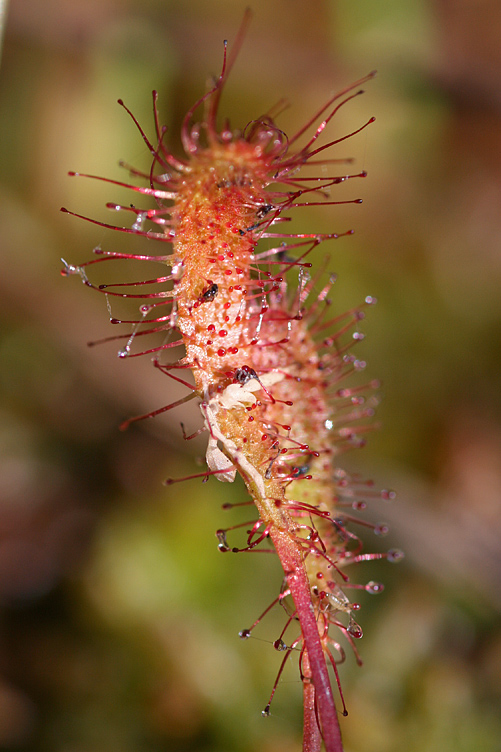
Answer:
xmin=262 ymin=705 xmax=271 ymax=717
xmin=131 ymin=213 xmax=145 ymax=232
xmin=324 ymin=419 xmax=334 ymax=430
xmin=366 ymin=581 xmax=384 ymax=595
xmin=365 ymin=295 xmax=377 ymax=305
xmin=273 ymin=639 xmax=287 ymax=651
xmin=216 ymin=530 xmax=230 ymax=552
xmin=239 ymin=629 xmax=251 ymax=640
xmin=380 ymin=489 xmax=396 ymax=501
xmin=347 ymin=616 xmax=363 ymax=639
xmin=374 ymin=524 xmax=389 ymax=537
xmin=117 ymin=347 xmax=129 ymax=358
xmin=387 ymin=548 xmax=404 ymax=563
xmin=352 ymin=501 xmax=367 ymax=511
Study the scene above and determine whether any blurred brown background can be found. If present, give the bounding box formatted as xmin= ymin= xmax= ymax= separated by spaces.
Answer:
xmin=0 ymin=1 xmax=500 ymax=750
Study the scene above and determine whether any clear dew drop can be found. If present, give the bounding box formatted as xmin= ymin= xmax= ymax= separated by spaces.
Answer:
xmin=347 ymin=615 xmax=363 ymax=639
xmin=273 ymin=638 xmax=287 ymax=651
xmin=366 ymin=580 xmax=384 ymax=595
xmin=131 ymin=213 xmax=145 ymax=232
xmin=324 ymin=419 xmax=334 ymax=430
xmin=216 ymin=530 xmax=231 ymax=552
xmin=262 ymin=704 xmax=271 ymax=717
xmin=381 ymin=489 xmax=396 ymax=501
xmin=387 ymin=548 xmax=405 ymax=563
xmin=352 ymin=501 xmax=367 ymax=511
xmin=239 ymin=629 xmax=251 ymax=640
xmin=374 ymin=523 xmax=389 ymax=537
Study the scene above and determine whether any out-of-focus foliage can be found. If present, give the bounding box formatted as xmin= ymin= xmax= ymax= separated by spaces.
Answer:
xmin=0 ymin=1 xmax=500 ymax=750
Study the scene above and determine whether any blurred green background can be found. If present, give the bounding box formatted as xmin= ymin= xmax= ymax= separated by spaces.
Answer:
xmin=0 ymin=1 xmax=500 ymax=750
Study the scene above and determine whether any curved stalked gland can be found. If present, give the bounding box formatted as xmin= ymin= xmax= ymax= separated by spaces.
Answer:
xmin=61 ymin=14 xmax=401 ymax=752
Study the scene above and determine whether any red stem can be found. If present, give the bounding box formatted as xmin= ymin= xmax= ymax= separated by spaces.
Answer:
xmin=302 ymin=650 xmax=322 ymax=752
xmin=270 ymin=529 xmax=344 ymax=752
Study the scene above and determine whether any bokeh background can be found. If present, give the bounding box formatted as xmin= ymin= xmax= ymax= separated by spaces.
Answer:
xmin=1 ymin=1 xmax=500 ymax=750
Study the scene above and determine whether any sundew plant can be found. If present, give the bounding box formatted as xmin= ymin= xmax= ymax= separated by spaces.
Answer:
xmin=62 ymin=14 xmax=402 ymax=752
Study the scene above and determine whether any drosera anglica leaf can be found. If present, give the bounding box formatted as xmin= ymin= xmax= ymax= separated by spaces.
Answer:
xmin=62 ymin=12 xmax=401 ymax=752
